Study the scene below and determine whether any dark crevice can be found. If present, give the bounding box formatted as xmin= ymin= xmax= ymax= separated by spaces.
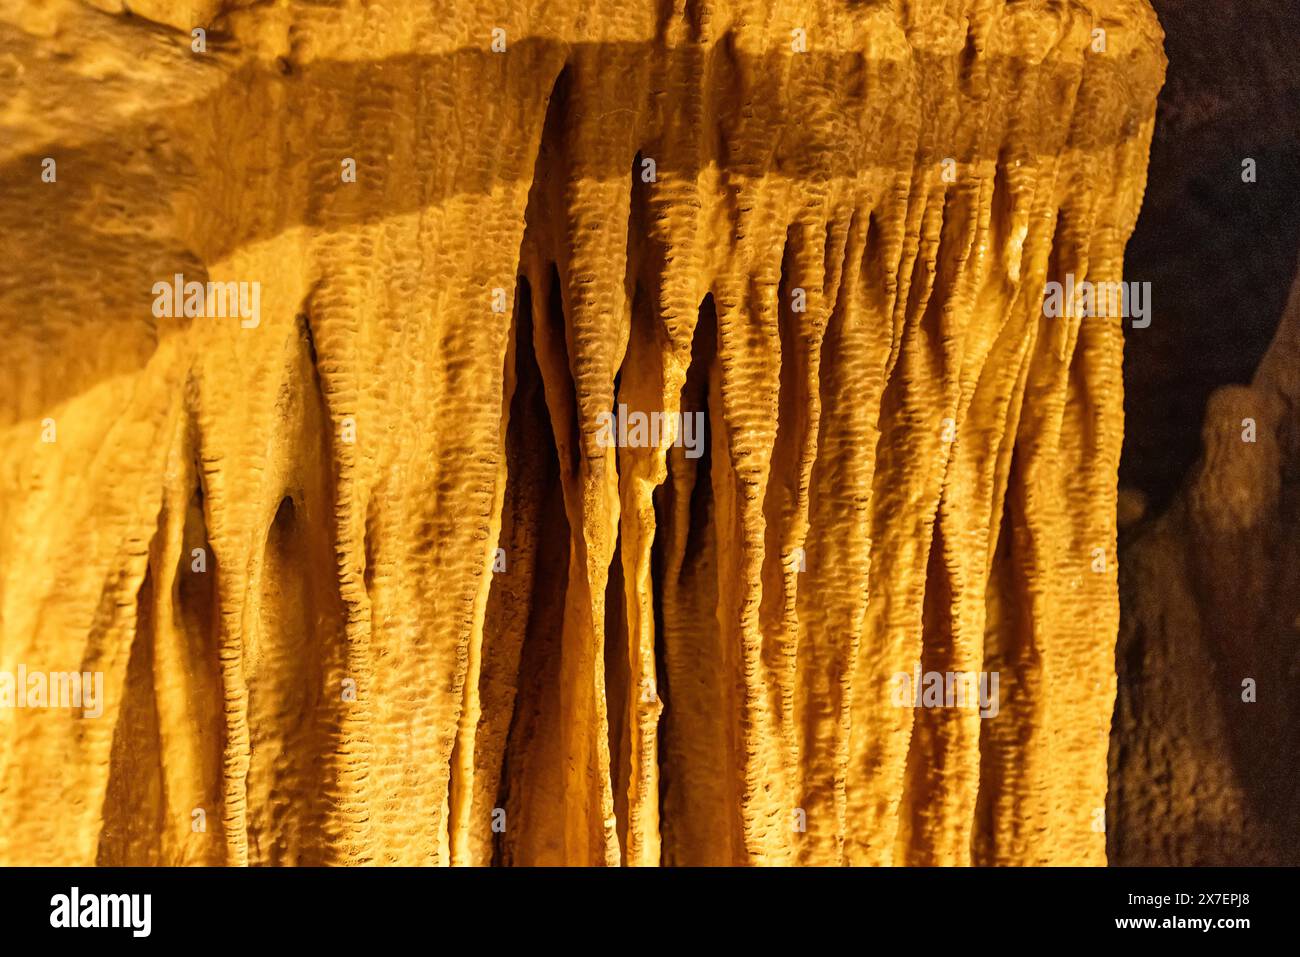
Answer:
xmin=760 ymin=227 xmax=803 ymax=681
xmin=651 ymin=291 xmax=719 ymax=865
xmin=681 ymin=296 xmax=717 ymax=570
xmin=97 ymin=565 xmax=163 ymax=865
xmin=495 ymin=273 xmax=572 ymax=867
xmin=545 ymin=263 xmax=582 ymax=478
xmin=603 ymin=535 xmax=629 ymax=861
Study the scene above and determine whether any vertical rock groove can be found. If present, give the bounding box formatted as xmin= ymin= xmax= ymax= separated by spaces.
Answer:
xmin=0 ymin=0 xmax=1165 ymax=865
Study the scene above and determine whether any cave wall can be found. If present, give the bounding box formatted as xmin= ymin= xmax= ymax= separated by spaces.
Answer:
xmin=1110 ymin=0 xmax=1300 ymax=865
xmin=0 ymin=0 xmax=1164 ymax=865
xmin=1112 ymin=257 xmax=1300 ymax=865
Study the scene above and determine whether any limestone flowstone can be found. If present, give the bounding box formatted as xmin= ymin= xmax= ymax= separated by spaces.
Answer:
xmin=0 ymin=0 xmax=1165 ymax=865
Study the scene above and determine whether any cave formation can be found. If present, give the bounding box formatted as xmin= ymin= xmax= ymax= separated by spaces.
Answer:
xmin=8 ymin=0 xmax=1277 ymax=867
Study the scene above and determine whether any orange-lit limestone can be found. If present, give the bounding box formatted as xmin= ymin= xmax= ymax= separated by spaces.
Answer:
xmin=0 ymin=0 xmax=1164 ymax=865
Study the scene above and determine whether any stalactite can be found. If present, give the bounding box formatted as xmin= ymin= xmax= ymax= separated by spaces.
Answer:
xmin=0 ymin=0 xmax=1165 ymax=865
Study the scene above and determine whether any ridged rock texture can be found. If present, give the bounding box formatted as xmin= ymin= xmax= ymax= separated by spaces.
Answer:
xmin=0 ymin=0 xmax=1165 ymax=865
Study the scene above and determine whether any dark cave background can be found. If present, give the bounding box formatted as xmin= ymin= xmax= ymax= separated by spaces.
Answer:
xmin=1121 ymin=0 xmax=1300 ymax=509
xmin=1113 ymin=0 xmax=1300 ymax=864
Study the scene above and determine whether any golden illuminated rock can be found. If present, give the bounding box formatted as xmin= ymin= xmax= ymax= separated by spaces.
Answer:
xmin=0 ymin=0 xmax=1165 ymax=865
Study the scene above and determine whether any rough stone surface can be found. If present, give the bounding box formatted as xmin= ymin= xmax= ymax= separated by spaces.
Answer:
xmin=1110 ymin=0 xmax=1300 ymax=866
xmin=1111 ymin=255 xmax=1300 ymax=865
xmin=0 ymin=0 xmax=1164 ymax=865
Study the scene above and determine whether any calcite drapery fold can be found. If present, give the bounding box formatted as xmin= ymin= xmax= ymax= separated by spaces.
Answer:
xmin=0 ymin=0 xmax=1164 ymax=865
